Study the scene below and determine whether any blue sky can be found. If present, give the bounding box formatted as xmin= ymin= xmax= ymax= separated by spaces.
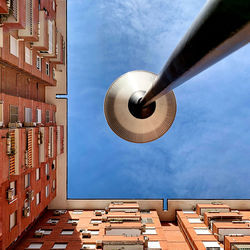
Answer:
xmin=67 ymin=0 xmax=250 ymax=201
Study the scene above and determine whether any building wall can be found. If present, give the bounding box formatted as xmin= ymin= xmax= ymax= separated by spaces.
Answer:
xmin=0 ymin=0 xmax=65 ymax=249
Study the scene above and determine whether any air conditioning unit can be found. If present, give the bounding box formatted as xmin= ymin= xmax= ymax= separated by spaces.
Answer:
xmin=81 ymin=229 xmax=91 ymax=238
xmin=95 ymin=210 xmax=104 ymax=216
xmin=24 ymin=122 xmax=36 ymax=127
xmin=96 ymin=240 xmax=102 ymax=248
xmin=23 ymin=207 xmax=30 ymax=217
xmin=7 ymin=188 xmax=15 ymax=201
xmin=26 ymin=190 xmax=34 ymax=200
xmin=102 ymin=216 xmax=107 ymax=222
xmin=72 ymin=221 xmax=78 ymax=226
xmin=8 ymin=122 xmax=22 ymax=128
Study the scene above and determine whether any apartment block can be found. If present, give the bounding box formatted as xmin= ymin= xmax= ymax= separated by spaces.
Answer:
xmin=0 ymin=0 xmax=65 ymax=249
xmin=4 ymin=201 xmax=250 ymax=250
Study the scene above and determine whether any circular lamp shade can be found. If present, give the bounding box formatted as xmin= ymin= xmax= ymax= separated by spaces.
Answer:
xmin=104 ymin=70 xmax=177 ymax=143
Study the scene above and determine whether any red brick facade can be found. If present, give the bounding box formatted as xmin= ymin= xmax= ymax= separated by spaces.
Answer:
xmin=0 ymin=0 xmax=65 ymax=248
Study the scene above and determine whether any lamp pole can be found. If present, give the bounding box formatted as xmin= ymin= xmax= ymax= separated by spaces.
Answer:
xmin=140 ymin=0 xmax=250 ymax=107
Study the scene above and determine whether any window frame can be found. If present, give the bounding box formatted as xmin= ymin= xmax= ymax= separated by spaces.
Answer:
xmin=24 ymin=173 xmax=30 ymax=189
xmin=10 ymin=105 xmax=19 ymax=123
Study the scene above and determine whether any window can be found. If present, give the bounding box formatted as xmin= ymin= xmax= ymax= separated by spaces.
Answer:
xmin=47 ymin=218 xmax=59 ymax=224
xmin=61 ymin=229 xmax=74 ymax=235
xmin=25 ymin=47 xmax=32 ymax=65
xmin=35 ymin=229 xmax=52 ymax=235
xmin=90 ymin=219 xmax=102 ymax=224
xmin=49 ymin=127 xmax=53 ymax=157
xmin=10 ymin=105 xmax=18 ymax=123
xmin=183 ymin=210 xmax=196 ymax=214
xmin=36 ymin=56 xmax=41 ymax=71
xmin=143 ymin=227 xmax=157 ymax=235
xmin=203 ymin=241 xmax=220 ymax=248
xmin=25 ymin=107 xmax=32 ymax=123
xmin=36 ymin=192 xmax=41 ymax=205
xmin=45 ymin=163 xmax=49 ymax=176
xmin=52 ymin=0 xmax=55 ymax=11
xmin=188 ymin=218 xmax=202 ymax=224
xmin=36 ymin=168 xmax=40 ymax=181
xmin=24 ymin=173 xmax=30 ymax=189
xmin=10 ymin=211 xmax=17 ymax=230
xmin=52 ymin=111 xmax=56 ymax=123
xmin=52 ymin=67 xmax=56 ymax=79
xmin=148 ymin=241 xmax=161 ymax=249
xmin=10 ymin=35 xmax=19 ymax=57
xmin=68 ymin=219 xmax=78 ymax=224
xmin=106 ymin=228 xmax=141 ymax=237
xmin=10 ymin=181 xmax=16 ymax=196
xmin=36 ymin=109 xmax=41 ymax=123
xmin=141 ymin=218 xmax=153 ymax=224
xmin=52 ymin=179 xmax=56 ymax=191
xmin=45 ymin=184 xmax=49 ymax=198
xmin=81 ymin=244 xmax=95 ymax=249
xmin=45 ymin=110 xmax=50 ymax=123
xmin=0 ymin=101 xmax=3 ymax=124
xmin=27 ymin=243 xmax=43 ymax=249
xmin=52 ymin=160 xmax=55 ymax=170
xmin=48 ymin=20 xmax=53 ymax=54
xmin=140 ymin=210 xmax=151 ymax=214
xmin=72 ymin=210 xmax=83 ymax=214
xmin=52 ymin=243 xmax=68 ymax=249
xmin=46 ymin=62 xmax=50 ymax=76
xmin=90 ymin=230 xmax=99 ymax=235
xmin=194 ymin=228 xmax=211 ymax=235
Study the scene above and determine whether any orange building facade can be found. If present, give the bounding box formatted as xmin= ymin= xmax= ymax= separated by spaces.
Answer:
xmin=9 ymin=201 xmax=250 ymax=250
xmin=0 ymin=0 xmax=65 ymax=249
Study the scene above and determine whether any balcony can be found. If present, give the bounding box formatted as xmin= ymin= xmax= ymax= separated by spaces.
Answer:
xmin=50 ymin=31 xmax=64 ymax=64
xmin=1 ymin=0 xmax=26 ymax=30
xmin=32 ymin=10 xmax=48 ymax=51
xmin=39 ymin=20 xmax=56 ymax=58
xmin=18 ymin=0 xmax=39 ymax=41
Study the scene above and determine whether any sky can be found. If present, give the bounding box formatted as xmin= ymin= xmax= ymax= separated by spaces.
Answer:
xmin=67 ymin=0 xmax=250 ymax=203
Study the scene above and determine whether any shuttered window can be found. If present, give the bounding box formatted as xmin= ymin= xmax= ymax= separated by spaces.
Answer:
xmin=10 ymin=105 xmax=18 ymax=123
xmin=48 ymin=20 xmax=53 ymax=54
xmin=36 ymin=56 xmax=41 ymax=71
xmin=45 ymin=110 xmax=50 ymax=123
xmin=46 ymin=62 xmax=50 ymax=76
xmin=25 ymin=47 xmax=32 ymax=65
xmin=10 ymin=35 xmax=19 ymax=57
xmin=36 ymin=192 xmax=41 ymax=205
xmin=45 ymin=184 xmax=49 ymax=197
xmin=25 ymin=107 xmax=32 ymax=123
xmin=36 ymin=109 xmax=41 ymax=123
xmin=10 ymin=211 xmax=17 ymax=230
xmin=24 ymin=173 xmax=30 ymax=189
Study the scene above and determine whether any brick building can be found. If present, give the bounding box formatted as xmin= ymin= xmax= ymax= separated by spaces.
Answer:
xmin=10 ymin=201 xmax=250 ymax=250
xmin=1 ymin=0 xmax=250 ymax=250
xmin=0 ymin=0 xmax=66 ymax=249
